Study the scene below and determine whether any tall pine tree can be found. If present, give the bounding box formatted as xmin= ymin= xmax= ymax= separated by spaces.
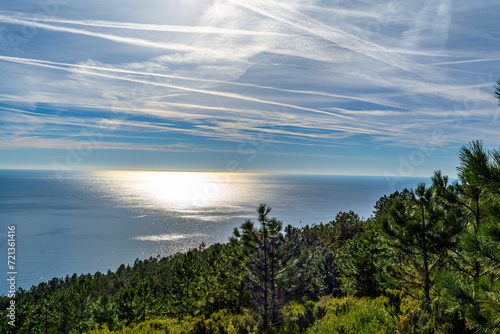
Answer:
xmin=380 ymin=183 xmax=462 ymax=305
xmin=439 ymin=140 xmax=500 ymax=333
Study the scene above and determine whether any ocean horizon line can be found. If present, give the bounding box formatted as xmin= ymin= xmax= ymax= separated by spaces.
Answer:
xmin=0 ymin=167 xmax=440 ymax=179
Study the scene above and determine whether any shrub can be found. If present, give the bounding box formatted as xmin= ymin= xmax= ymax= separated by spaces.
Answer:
xmin=391 ymin=298 xmax=469 ymax=334
xmin=281 ymin=300 xmax=315 ymax=332
xmin=305 ymin=296 xmax=395 ymax=334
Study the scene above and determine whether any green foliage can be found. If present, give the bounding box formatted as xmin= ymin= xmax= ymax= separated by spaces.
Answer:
xmin=239 ymin=204 xmax=287 ymax=327
xmin=87 ymin=294 xmax=122 ymax=331
xmin=309 ymin=251 xmax=337 ymax=299
xmin=83 ymin=310 xmax=261 ymax=334
xmin=281 ymin=300 xmax=315 ymax=332
xmin=235 ymin=204 xmax=337 ymax=330
xmin=437 ymin=140 xmax=500 ymax=333
xmin=384 ymin=289 xmax=404 ymax=318
xmin=380 ymin=183 xmax=462 ymax=304
xmin=302 ymin=210 xmax=365 ymax=251
xmin=305 ymin=296 xmax=395 ymax=334
xmin=390 ymin=296 xmax=469 ymax=334
xmin=85 ymin=318 xmax=189 ymax=334
xmin=190 ymin=315 xmax=226 ymax=334
xmin=339 ymin=228 xmax=385 ymax=297
xmin=330 ymin=211 xmax=364 ymax=246
xmin=373 ymin=189 xmax=411 ymax=224
xmin=209 ymin=309 xmax=259 ymax=334
xmin=302 ymin=211 xmax=370 ymax=297
xmin=116 ymin=288 xmax=135 ymax=326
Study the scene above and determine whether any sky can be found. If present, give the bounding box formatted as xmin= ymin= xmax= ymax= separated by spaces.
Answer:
xmin=0 ymin=0 xmax=499 ymax=178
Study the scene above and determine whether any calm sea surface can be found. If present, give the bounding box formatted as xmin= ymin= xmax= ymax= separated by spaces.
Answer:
xmin=0 ymin=170 xmax=428 ymax=292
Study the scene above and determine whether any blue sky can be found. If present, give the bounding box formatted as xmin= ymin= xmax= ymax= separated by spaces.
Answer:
xmin=0 ymin=0 xmax=499 ymax=177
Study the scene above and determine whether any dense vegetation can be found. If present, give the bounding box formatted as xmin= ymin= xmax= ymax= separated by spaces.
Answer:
xmin=1 ymin=82 xmax=499 ymax=333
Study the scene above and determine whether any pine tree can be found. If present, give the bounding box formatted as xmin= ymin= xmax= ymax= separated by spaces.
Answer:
xmin=380 ymin=183 xmax=462 ymax=305
xmin=116 ymin=288 xmax=135 ymax=325
xmin=243 ymin=204 xmax=283 ymax=328
xmin=341 ymin=228 xmax=385 ymax=297
xmin=87 ymin=294 xmax=121 ymax=331
xmin=310 ymin=250 xmax=338 ymax=298
xmin=241 ymin=204 xmax=337 ymax=329
xmin=69 ymin=279 xmax=92 ymax=333
xmin=439 ymin=140 xmax=500 ymax=333
xmin=432 ymin=167 xmax=488 ymax=281
xmin=133 ymin=281 xmax=154 ymax=322
xmin=373 ymin=189 xmax=411 ymax=223
xmin=330 ymin=211 xmax=364 ymax=248
xmin=169 ymin=249 xmax=201 ymax=315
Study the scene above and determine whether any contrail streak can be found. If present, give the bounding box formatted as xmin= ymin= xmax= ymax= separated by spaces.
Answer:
xmin=0 ymin=55 xmax=354 ymax=120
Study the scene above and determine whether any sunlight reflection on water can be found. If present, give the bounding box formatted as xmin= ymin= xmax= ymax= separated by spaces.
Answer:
xmin=91 ymin=171 xmax=262 ymax=224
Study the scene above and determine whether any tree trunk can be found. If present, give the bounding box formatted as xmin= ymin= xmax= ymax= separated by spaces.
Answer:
xmin=421 ymin=203 xmax=431 ymax=305
xmin=263 ymin=235 xmax=269 ymax=328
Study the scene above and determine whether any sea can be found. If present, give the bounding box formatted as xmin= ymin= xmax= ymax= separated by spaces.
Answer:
xmin=0 ymin=169 xmax=428 ymax=293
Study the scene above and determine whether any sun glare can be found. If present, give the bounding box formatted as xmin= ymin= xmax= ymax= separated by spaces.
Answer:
xmin=106 ymin=171 xmax=231 ymax=210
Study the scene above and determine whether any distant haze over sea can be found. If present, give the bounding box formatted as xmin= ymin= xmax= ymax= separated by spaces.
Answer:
xmin=0 ymin=170 xmax=428 ymax=291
